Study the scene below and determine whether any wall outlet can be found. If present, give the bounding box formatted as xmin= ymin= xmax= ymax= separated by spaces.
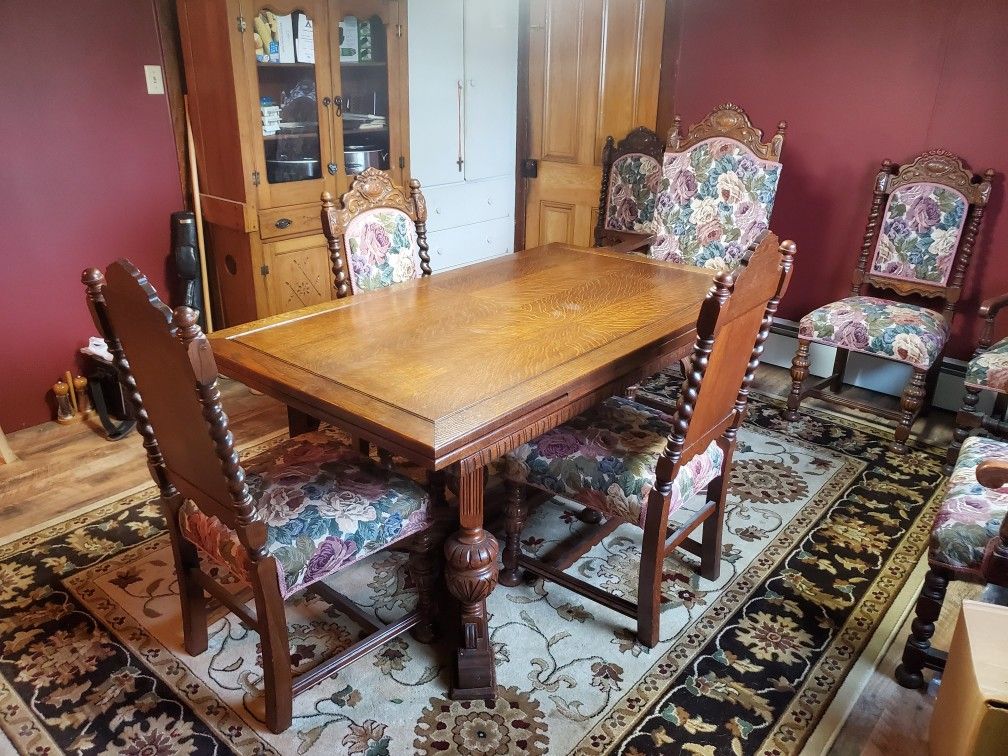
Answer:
xmin=144 ymin=65 xmax=165 ymax=95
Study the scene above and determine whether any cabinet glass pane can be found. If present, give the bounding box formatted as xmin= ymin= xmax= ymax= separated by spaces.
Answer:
xmin=253 ymin=8 xmax=322 ymax=185
xmin=338 ymin=14 xmax=391 ymax=175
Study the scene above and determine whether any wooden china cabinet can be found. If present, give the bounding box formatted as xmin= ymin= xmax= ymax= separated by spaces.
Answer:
xmin=177 ymin=0 xmax=409 ymax=325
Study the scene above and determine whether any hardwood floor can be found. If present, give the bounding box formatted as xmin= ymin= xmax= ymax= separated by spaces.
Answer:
xmin=0 ymin=366 xmax=967 ymax=754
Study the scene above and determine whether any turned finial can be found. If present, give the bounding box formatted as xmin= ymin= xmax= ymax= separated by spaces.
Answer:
xmin=82 ymin=267 xmax=105 ymax=288
xmin=776 ymin=120 xmax=787 ymax=136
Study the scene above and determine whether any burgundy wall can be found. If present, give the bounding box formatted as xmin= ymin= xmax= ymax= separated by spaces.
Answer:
xmin=660 ymin=0 xmax=1007 ymax=360
xmin=1 ymin=1 xmax=183 ymax=431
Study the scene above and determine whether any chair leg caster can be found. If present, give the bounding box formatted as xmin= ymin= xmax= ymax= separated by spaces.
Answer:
xmin=894 ymin=663 xmax=925 ymax=690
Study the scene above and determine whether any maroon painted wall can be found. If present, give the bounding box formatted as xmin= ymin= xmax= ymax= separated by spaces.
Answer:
xmin=1 ymin=1 xmax=183 ymax=431
xmin=660 ymin=0 xmax=1007 ymax=360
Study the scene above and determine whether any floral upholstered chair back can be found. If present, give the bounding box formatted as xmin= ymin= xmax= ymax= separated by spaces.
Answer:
xmin=595 ymin=126 xmax=664 ymax=246
xmin=649 ymin=104 xmax=787 ymax=272
xmin=855 ymin=151 xmax=994 ymax=309
xmin=321 ymin=168 xmax=431 ymax=297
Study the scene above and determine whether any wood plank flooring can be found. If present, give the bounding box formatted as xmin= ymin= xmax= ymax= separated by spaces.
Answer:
xmin=0 ymin=367 xmax=969 ymax=754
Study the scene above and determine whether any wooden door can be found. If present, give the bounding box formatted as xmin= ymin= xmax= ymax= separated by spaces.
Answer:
xmin=523 ymin=0 xmax=665 ymax=248
xmin=262 ymin=234 xmax=336 ymax=314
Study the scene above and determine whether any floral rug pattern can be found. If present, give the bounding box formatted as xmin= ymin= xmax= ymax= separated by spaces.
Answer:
xmin=0 ymin=397 xmax=944 ymax=755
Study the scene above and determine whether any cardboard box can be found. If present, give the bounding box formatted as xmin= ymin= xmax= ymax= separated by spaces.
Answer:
xmin=930 ymin=600 xmax=1008 ymax=755
xmin=294 ymin=12 xmax=315 ymax=64
xmin=339 ymin=16 xmax=358 ymax=62
xmin=277 ymin=14 xmax=295 ymax=64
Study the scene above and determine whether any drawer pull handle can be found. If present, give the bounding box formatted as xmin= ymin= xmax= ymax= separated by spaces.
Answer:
xmin=274 ymin=217 xmax=292 ymax=229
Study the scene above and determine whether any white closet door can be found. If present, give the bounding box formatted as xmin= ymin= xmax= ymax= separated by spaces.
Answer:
xmin=462 ymin=0 xmax=519 ymax=181
xmin=407 ymin=0 xmax=464 ymax=188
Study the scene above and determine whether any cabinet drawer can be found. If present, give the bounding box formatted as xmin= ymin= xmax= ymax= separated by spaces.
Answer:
xmin=428 ymin=217 xmax=515 ymax=272
xmin=423 ymin=177 xmax=513 ymax=233
xmin=258 ymin=204 xmax=323 ymax=241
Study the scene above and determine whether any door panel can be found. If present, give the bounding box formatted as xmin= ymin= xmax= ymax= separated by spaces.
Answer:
xmin=263 ymin=234 xmax=334 ymax=314
xmin=524 ymin=0 xmax=665 ymax=248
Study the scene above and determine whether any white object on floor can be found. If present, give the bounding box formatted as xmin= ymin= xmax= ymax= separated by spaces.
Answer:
xmin=80 ymin=336 xmax=113 ymax=363
xmin=0 ymin=425 xmax=18 ymax=464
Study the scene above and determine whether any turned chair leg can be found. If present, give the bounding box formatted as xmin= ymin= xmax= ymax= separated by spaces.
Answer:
xmin=895 ymin=568 xmax=950 ymax=690
xmin=921 ymin=360 xmax=942 ymax=418
xmin=250 ymin=560 xmax=293 ymax=734
xmin=699 ymin=475 xmax=728 ymax=581
xmin=947 ymin=386 xmax=982 ymax=474
xmin=786 ymin=337 xmax=811 ymax=421
xmin=160 ymin=492 xmax=208 ymax=655
xmin=893 ymin=368 xmax=927 ymax=453
xmin=500 ymin=481 xmax=528 ymax=587
xmin=407 ymin=529 xmax=440 ymax=643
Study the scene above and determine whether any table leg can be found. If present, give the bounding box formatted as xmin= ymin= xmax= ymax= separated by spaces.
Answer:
xmin=444 ymin=464 xmax=498 ymax=701
xmin=287 ymin=407 xmax=320 ymax=437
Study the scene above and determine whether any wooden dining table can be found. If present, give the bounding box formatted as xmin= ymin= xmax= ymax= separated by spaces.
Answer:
xmin=208 ymin=242 xmax=715 ymax=701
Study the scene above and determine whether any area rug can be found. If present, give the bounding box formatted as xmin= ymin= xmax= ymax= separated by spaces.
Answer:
xmin=0 ymin=396 xmax=946 ymax=755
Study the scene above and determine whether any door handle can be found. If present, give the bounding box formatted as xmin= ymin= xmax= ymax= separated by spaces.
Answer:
xmin=274 ymin=217 xmax=292 ymax=229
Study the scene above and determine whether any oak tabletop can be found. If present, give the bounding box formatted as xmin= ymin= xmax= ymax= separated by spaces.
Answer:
xmin=210 ymin=243 xmax=715 ymax=468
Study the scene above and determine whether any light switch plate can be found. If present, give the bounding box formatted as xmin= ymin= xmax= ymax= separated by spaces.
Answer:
xmin=144 ymin=65 xmax=165 ymax=95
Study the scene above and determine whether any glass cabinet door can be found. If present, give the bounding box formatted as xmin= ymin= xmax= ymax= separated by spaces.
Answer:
xmin=247 ymin=2 xmax=335 ymax=207
xmin=334 ymin=2 xmax=402 ymax=182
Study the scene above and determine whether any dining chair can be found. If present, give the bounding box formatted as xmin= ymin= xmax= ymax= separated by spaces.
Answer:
xmin=594 ymin=126 xmax=664 ymax=251
xmin=82 ymin=261 xmax=439 ymax=733
xmin=321 ymin=167 xmax=431 ymax=298
xmin=498 ymin=232 xmax=797 ymax=647
xmin=786 ymin=151 xmax=994 ymax=452
xmin=631 ymin=103 xmax=786 ymax=411
xmin=895 ymin=435 xmax=1008 ymax=689
xmin=946 ymin=292 xmax=1008 ymax=473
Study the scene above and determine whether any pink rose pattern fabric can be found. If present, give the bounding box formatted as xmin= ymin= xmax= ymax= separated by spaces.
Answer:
xmin=930 ymin=435 xmax=1008 ymax=576
xmin=798 ymin=295 xmax=949 ymax=369
xmin=501 ymin=396 xmax=725 ymax=527
xmin=870 ymin=182 xmax=967 ymax=286
xmin=344 ymin=208 xmax=422 ymax=293
xmin=604 ymin=153 xmax=662 ymax=234
xmin=964 ymin=337 xmax=1008 ymax=394
xmin=648 ymin=137 xmax=782 ymax=272
xmin=179 ymin=432 xmax=429 ymax=598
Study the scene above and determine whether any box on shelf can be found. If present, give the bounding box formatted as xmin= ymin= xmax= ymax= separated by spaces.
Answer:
xmin=294 ymin=12 xmax=315 ymax=64
xmin=930 ymin=600 xmax=1008 ymax=755
xmin=358 ymin=19 xmax=373 ymax=62
xmin=277 ymin=14 xmax=295 ymax=64
xmin=339 ymin=16 xmax=358 ymax=62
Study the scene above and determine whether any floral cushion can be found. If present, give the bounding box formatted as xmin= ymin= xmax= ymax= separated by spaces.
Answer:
xmin=501 ymin=396 xmax=725 ymax=527
xmin=344 ymin=208 xmax=422 ymax=293
xmin=798 ymin=295 xmax=949 ymax=369
xmin=648 ymin=137 xmax=782 ymax=272
xmin=870 ymin=182 xmax=967 ymax=286
xmin=604 ymin=153 xmax=662 ymax=234
xmin=634 ymin=366 xmax=684 ymax=407
xmin=964 ymin=337 xmax=1008 ymax=394
xmin=930 ymin=435 xmax=1008 ymax=577
xmin=179 ymin=432 xmax=429 ymax=598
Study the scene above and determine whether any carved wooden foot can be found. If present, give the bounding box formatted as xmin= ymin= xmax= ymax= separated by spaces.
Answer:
xmin=947 ymin=388 xmax=982 ymax=474
xmin=500 ymin=481 xmax=528 ymax=587
xmin=893 ymin=368 xmax=927 ymax=453
xmin=445 ymin=465 xmax=498 ymax=701
xmin=895 ymin=568 xmax=949 ymax=689
xmin=786 ymin=338 xmax=810 ymax=421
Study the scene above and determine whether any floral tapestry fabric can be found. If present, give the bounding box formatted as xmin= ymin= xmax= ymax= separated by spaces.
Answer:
xmin=648 ymin=137 xmax=782 ymax=272
xmin=798 ymin=295 xmax=949 ymax=369
xmin=964 ymin=336 xmax=1008 ymax=393
xmin=344 ymin=208 xmax=422 ymax=293
xmin=501 ymin=395 xmax=724 ymax=527
xmin=604 ymin=153 xmax=662 ymax=234
xmin=930 ymin=435 xmax=1008 ymax=577
xmin=870 ymin=182 xmax=967 ymax=285
xmin=179 ymin=432 xmax=429 ymax=598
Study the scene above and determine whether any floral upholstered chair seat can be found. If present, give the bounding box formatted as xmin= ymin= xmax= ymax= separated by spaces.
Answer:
xmin=964 ymin=337 xmax=1008 ymax=393
xmin=604 ymin=153 xmax=662 ymax=234
xmin=931 ymin=435 xmax=1008 ymax=578
xmin=649 ymin=137 xmax=782 ymax=272
xmin=798 ymin=295 xmax=950 ymax=369
xmin=180 ymin=432 xmax=429 ymax=598
xmin=344 ymin=207 xmax=422 ymax=293
xmin=501 ymin=396 xmax=724 ymax=527
xmin=633 ymin=366 xmax=685 ymax=408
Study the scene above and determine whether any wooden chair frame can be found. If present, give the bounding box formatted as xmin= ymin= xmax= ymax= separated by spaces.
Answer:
xmin=787 ymin=151 xmax=994 ymax=452
xmin=666 ymin=102 xmax=786 ymax=162
xmin=82 ymin=262 xmax=438 ymax=733
xmin=946 ymin=292 xmax=1008 ymax=472
xmin=896 ymin=456 xmax=1008 ymax=688
xmin=321 ymin=167 xmax=431 ymax=298
xmin=500 ymin=233 xmax=796 ymax=648
xmin=594 ymin=125 xmax=664 ymax=249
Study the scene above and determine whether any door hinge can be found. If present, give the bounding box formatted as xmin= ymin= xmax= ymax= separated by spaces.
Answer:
xmin=396 ymin=23 xmax=403 ymax=38
xmin=398 ymin=155 xmax=405 ymax=170
xmin=260 ymin=264 xmax=270 ymax=275
xmin=251 ymin=169 xmax=261 ymax=186
xmin=237 ymin=15 xmax=247 ymax=33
